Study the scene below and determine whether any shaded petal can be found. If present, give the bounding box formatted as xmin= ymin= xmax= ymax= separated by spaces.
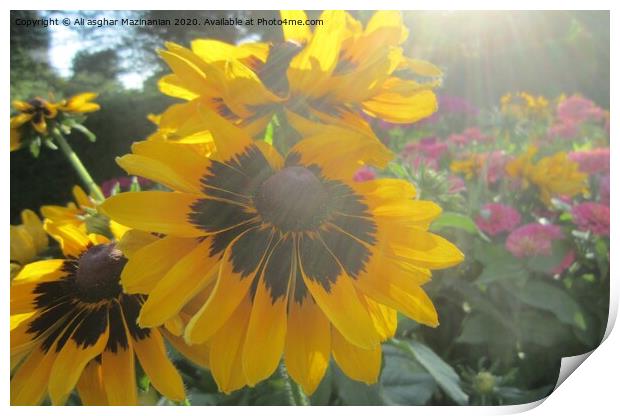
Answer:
xmin=285 ymin=297 xmax=330 ymax=395
xmin=101 ymin=346 xmax=137 ymax=405
xmin=134 ymin=329 xmax=185 ymax=402
xmin=331 ymin=327 xmax=381 ymax=384
xmin=10 ymin=347 xmax=57 ymax=405
xmin=138 ymin=239 xmax=219 ymax=327
xmin=76 ymin=362 xmax=107 ymax=405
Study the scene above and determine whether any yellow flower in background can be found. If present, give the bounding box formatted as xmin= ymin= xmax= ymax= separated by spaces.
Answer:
xmin=528 ymin=152 xmax=588 ymax=205
xmin=154 ymin=10 xmax=441 ymax=143
xmin=505 ymin=146 xmax=538 ymax=188
xmin=100 ymin=111 xmax=463 ymax=394
xmin=11 ymin=97 xmax=58 ymax=136
xmin=10 ymin=209 xmax=49 ymax=277
xmin=500 ymin=92 xmax=549 ymax=119
xmin=40 ymin=186 xmax=97 ymax=231
xmin=450 ymin=157 xmax=480 ymax=180
xmin=10 ymin=92 xmax=100 ymax=151
xmin=40 ymin=185 xmax=129 ymax=239
xmin=10 ymin=222 xmax=208 ymax=405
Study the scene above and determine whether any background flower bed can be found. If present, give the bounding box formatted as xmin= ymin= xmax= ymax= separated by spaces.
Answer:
xmin=10 ymin=10 xmax=610 ymax=405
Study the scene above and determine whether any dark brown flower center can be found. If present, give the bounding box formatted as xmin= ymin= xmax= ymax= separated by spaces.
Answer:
xmin=254 ymin=166 xmax=329 ymax=231
xmin=75 ymin=243 xmax=126 ymax=302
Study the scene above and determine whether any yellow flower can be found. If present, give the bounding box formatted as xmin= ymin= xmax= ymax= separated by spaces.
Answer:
xmin=40 ymin=186 xmax=97 ymax=232
xmin=154 ymin=10 xmax=441 ymax=143
xmin=10 ymin=92 xmax=100 ymax=151
xmin=450 ymin=157 xmax=479 ymax=180
xmin=40 ymin=185 xmax=129 ymax=239
xmin=505 ymin=146 xmax=538 ymax=188
xmin=100 ymin=111 xmax=463 ymax=395
xmin=57 ymin=92 xmax=101 ymax=114
xmin=500 ymin=92 xmax=549 ymax=119
xmin=528 ymin=152 xmax=588 ymax=205
xmin=10 ymin=222 xmax=208 ymax=405
xmin=11 ymin=98 xmax=59 ymax=136
xmin=10 ymin=209 xmax=49 ymax=276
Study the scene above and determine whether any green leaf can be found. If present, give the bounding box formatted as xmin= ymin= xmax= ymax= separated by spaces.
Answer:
xmin=457 ymin=313 xmax=513 ymax=345
xmin=29 ymin=136 xmax=41 ymax=158
xmin=392 ymin=339 xmax=469 ymax=405
xmin=71 ymin=123 xmax=97 ymax=142
xmin=380 ymin=344 xmax=436 ymax=405
xmin=526 ymin=240 xmax=572 ymax=274
xmin=332 ymin=366 xmax=383 ymax=405
xmin=518 ymin=310 xmax=573 ymax=347
xmin=430 ymin=212 xmax=484 ymax=238
xmin=477 ymin=261 xmax=529 ymax=285
xmin=263 ymin=118 xmax=275 ymax=145
xmin=515 ymin=280 xmax=586 ymax=330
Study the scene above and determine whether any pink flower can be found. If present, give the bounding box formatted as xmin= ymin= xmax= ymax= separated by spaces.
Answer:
xmin=483 ymin=151 xmax=509 ymax=184
xmin=506 ymin=223 xmax=564 ymax=258
xmin=463 ymin=127 xmax=493 ymax=143
xmin=401 ymin=137 xmax=447 ymax=171
xmin=548 ymin=119 xmax=579 ymax=139
xmin=447 ymin=133 xmax=469 ymax=147
xmin=476 ymin=203 xmax=521 ymax=236
xmin=599 ymin=175 xmax=610 ymax=206
xmin=568 ymin=148 xmax=610 ymax=175
xmin=571 ymin=202 xmax=610 ymax=236
xmin=448 ymin=175 xmax=466 ymax=193
xmin=101 ymin=176 xmax=151 ymax=197
xmin=557 ymin=95 xmax=605 ymax=124
xmin=353 ymin=166 xmax=376 ymax=182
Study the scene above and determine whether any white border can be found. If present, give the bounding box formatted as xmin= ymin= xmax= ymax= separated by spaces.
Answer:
xmin=3 ymin=1 xmax=617 ymax=414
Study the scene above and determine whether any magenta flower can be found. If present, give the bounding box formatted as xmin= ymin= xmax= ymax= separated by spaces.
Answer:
xmin=353 ymin=166 xmax=376 ymax=182
xmin=448 ymin=175 xmax=466 ymax=194
xmin=101 ymin=176 xmax=151 ymax=197
xmin=557 ymin=95 xmax=605 ymax=124
xmin=463 ymin=127 xmax=493 ymax=143
xmin=506 ymin=223 xmax=564 ymax=258
xmin=482 ymin=151 xmax=509 ymax=184
xmin=476 ymin=203 xmax=521 ymax=236
xmin=401 ymin=137 xmax=447 ymax=171
xmin=548 ymin=119 xmax=579 ymax=139
xmin=447 ymin=133 xmax=469 ymax=147
xmin=571 ymin=202 xmax=610 ymax=236
xmin=568 ymin=148 xmax=610 ymax=175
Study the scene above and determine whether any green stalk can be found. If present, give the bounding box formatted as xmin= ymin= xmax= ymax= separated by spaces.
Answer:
xmin=52 ymin=129 xmax=105 ymax=202
xmin=278 ymin=362 xmax=309 ymax=406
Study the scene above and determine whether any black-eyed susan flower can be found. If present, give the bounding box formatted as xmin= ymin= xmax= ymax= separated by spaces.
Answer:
xmin=154 ymin=10 xmax=441 ymax=143
xmin=10 ymin=209 xmax=49 ymax=277
xmin=10 ymin=92 xmax=100 ymax=153
xmin=100 ymin=111 xmax=464 ymax=394
xmin=11 ymin=221 xmax=207 ymax=405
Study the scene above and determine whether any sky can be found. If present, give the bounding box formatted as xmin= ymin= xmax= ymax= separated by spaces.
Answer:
xmin=46 ymin=11 xmax=147 ymax=89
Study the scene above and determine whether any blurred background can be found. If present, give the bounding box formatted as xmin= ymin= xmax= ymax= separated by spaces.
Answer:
xmin=10 ymin=10 xmax=610 ymax=221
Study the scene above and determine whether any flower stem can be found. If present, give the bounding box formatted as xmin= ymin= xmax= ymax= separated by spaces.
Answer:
xmin=52 ymin=129 xmax=105 ymax=202
xmin=278 ymin=361 xmax=309 ymax=406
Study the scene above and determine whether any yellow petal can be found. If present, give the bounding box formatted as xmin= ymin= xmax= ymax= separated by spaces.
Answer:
xmin=121 ymin=236 xmax=198 ymax=294
xmin=138 ymin=239 xmax=219 ymax=327
xmin=331 ymin=327 xmax=381 ymax=384
xmin=242 ymin=274 xmax=289 ymax=386
xmin=11 ymin=347 xmax=57 ymax=405
xmin=100 ymin=191 xmax=204 ymax=238
xmin=281 ymin=10 xmax=311 ymax=42
xmin=185 ymin=227 xmax=274 ymax=344
xmin=44 ymin=221 xmax=89 ymax=258
xmin=76 ymin=362 xmax=107 ymax=405
xmin=209 ymin=296 xmax=252 ymax=393
xmin=48 ymin=325 xmax=110 ymax=405
xmin=285 ymin=297 xmax=330 ymax=395
xmin=101 ymin=347 xmax=137 ymax=405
